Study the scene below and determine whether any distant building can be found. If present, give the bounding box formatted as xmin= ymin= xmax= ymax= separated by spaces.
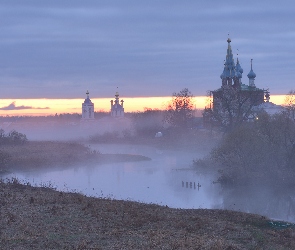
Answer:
xmin=254 ymin=102 xmax=285 ymax=116
xmin=212 ymin=38 xmax=265 ymax=110
xmin=82 ymin=90 xmax=94 ymax=119
xmin=253 ymin=92 xmax=285 ymax=116
xmin=110 ymin=91 xmax=124 ymax=117
xmin=203 ymin=38 xmax=271 ymax=127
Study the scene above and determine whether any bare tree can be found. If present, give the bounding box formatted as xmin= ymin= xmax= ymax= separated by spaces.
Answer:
xmin=165 ymin=88 xmax=194 ymax=129
xmin=205 ymin=111 xmax=295 ymax=185
xmin=285 ymin=90 xmax=295 ymax=121
xmin=204 ymin=85 xmax=263 ymax=131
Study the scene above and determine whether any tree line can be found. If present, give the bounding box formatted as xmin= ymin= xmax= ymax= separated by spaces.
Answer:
xmin=197 ymin=89 xmax=295 ymax=187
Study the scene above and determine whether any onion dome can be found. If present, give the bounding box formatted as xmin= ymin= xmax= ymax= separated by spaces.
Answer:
xmin=247 ymin=59 xmax=256 ymax=79
xmin=235 ymin=70 xmax=242 ymax=78
xmin=247 ymin=69 xmax=256 ymax=79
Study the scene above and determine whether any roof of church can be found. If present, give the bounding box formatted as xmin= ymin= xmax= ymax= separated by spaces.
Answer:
xmin=240 ymin=84 xmax=262 ymax=91
xmin=247 ymin=59 xmax=256 ymax=79
xmin=253 ymin=102 xmax=285 ymax=115
xmin=212 ymin=84 xmax=264 ymax=93
xmin=236 ymin=58 xmax=243 ymax=74
xmin=83 ymin=90 xmax=93 ymax=104
xmin=111 ymin=104 xmax=124 ymax=110
xmin=247 ymin=69 xmax=256 ymax=79
xmin=218 ymin=38 xmax=261 ymax=90
xmin=220 ymin=38 xmax=237 ymax=79
xmin=83 ymin=98 xmax=93 ymax=104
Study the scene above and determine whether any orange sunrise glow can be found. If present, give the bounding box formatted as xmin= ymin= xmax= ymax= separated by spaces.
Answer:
xmin=0 ymin=95 xmax=287 ymax=117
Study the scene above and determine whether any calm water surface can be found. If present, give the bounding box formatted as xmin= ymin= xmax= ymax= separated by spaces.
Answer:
xmin=3 ymin=143 xmax=295 ymax=223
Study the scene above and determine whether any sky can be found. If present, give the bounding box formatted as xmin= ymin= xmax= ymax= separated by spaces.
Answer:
xmin=0 ymin=96 xmax=209 ymax=115
xmin=0 ymin=0 xmax=295 ymax=101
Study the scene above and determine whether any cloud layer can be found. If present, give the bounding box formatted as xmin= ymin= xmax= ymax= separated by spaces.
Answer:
xmin=0 ymin=1 xmax=294 ymax=98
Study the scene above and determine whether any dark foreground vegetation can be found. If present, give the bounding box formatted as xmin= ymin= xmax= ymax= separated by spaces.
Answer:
xmin=1 ymin=180 xmax=295 ymax=249
xmin=195 ymin=111 xmax=295 ymax=187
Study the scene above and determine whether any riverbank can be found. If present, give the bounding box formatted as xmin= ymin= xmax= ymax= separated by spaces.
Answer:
xmin=1 ymin=180 xmax=294 ymax=249
xmin=0 ymin=141 xmax=150 ymax=173
xmin=89 ymin=128 xmax=221 ymax=153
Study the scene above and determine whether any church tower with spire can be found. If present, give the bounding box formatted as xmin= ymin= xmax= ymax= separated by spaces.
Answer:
xmin=220 ymin=38 xmax=242 ymax=88
xmin=209 ymin=37 xmax=265 ymax=115
xmin=82 ymin=90 xmax=95 ymax=119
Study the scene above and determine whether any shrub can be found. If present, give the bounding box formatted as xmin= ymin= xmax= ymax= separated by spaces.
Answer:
xmin=0 ymin=129 xmax=27 ymax=145
xmin=8 ymin=130 xmax=28 ymax=144
xmin=200 ymin=112 xmax=295 ymax=186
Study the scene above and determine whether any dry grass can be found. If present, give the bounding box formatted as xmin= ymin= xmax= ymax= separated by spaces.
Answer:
xmin=1 ymin=181 xmax=295 ymax=249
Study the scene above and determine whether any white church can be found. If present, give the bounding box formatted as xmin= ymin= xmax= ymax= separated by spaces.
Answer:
xmin=81 ymin=90 xmax=95 ymax=119
xmin=110 ymin=91 xmax=124 ymax=117
xmin=81 ymin=90 xmax=125 ymax=119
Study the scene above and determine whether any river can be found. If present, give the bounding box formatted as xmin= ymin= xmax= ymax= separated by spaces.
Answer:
xmin=3 ymin=143 xmax=295 ymax=223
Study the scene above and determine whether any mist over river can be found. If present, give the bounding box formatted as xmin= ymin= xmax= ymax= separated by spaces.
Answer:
xmin=3 ymin=143 xmax=295 ymax=223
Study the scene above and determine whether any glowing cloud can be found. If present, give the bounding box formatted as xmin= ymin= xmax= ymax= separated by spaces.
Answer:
xmin=0 ymin=101 xmax=50 ymax=110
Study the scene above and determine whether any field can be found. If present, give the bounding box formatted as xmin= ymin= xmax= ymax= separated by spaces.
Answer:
xmin=1 ymin=180 xmax=295 ymax=249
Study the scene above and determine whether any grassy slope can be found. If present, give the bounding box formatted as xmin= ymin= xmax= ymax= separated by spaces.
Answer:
xmin=1 ymin=181 xmax=295 ymax=249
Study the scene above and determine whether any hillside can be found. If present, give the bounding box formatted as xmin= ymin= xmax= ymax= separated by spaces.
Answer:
xmin=1 ymin=181 xmax=294 ymax=249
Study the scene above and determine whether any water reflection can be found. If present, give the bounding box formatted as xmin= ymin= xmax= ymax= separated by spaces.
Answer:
xmin=218 ymin=185 xmax=295 ymax=223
